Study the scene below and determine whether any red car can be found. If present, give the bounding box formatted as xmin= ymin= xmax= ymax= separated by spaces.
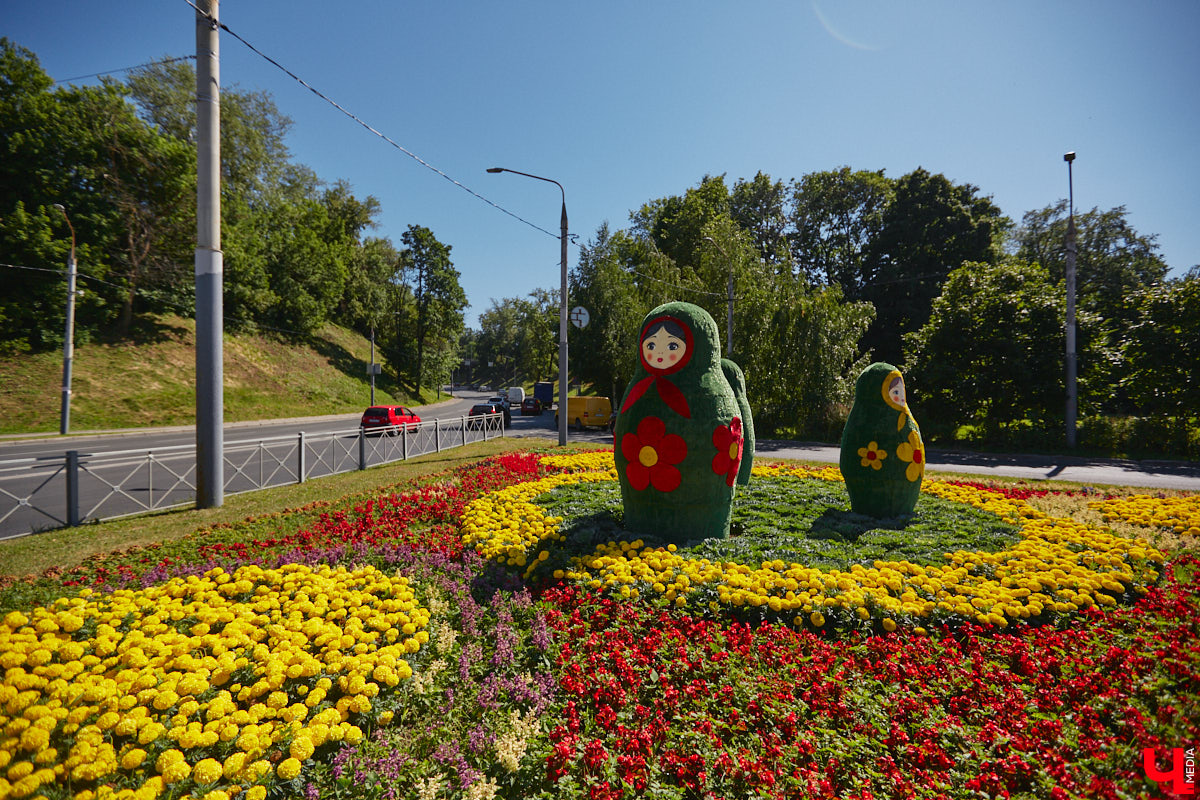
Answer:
xmin=360 ymin=405 xmax=421 ymax=434
xmin=521 ymin=397 xmax=543 ymax=415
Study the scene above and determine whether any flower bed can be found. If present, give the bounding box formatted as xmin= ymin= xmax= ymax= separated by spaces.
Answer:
xmin=461 ymin=454 xmax=1165 ymax=631
xmin=1 ymin=448 xmax=1196 ymax=799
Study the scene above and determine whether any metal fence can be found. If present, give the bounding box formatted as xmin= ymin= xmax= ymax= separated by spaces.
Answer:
xmin=0 ymin=413 xmax=505 ymax=540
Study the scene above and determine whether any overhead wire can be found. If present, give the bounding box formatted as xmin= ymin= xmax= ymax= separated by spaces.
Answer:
xmin=182 ymin=0 xmax=567 ymax=245
xmin=53 ymin=56 xmax=196 ymax=86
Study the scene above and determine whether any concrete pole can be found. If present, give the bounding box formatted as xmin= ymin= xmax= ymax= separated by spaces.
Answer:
xmin=1064 ymin=152 xmax=1077 ymax=449
xmin=196 ymin=0 xmax=224 ymax=507
xmin=53 ymin=205 xmax=76 ymax=435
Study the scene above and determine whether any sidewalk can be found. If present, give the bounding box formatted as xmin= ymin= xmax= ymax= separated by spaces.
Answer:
xmin=757 ymin=440 xmax=1200 ymax=492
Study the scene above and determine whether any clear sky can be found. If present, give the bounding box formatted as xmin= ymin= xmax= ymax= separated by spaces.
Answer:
xmin=6 ymin=0 xmax=1198 ymax=328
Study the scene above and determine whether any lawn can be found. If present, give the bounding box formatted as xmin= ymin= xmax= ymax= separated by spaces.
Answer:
xmin=0 ymin=446 xmax=1196 ymax=799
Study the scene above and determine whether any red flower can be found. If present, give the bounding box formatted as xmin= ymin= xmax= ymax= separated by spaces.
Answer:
xmin=711 ymin=417 xmax=744 ymax=486
xmin=621 ymin=416 xmax=686 ymax=492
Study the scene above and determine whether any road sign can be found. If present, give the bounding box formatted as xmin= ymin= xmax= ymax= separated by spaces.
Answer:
xmin=570 ymin=306 xmax=590 ymax=328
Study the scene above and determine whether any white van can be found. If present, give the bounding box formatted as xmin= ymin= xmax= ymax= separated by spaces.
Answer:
xmin=507 ymin=386 xmax=526 ymax=407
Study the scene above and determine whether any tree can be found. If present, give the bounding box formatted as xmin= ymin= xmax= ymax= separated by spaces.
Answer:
xmin=0 ymin=41 xmax=192 ymax=344
xmin=630 ymin=174 xmax=731 ymax=270
xmin=862 ymin=168 xmax=1009 ymax=365
xmin=1013 ymin=202 xmax=1169 ymax=329
xmin=788 ymin=166 xmax=892 ymax=292
xmin=474 ymin=291 xmax=558 ymax=389
xmin=570 ymin=224 xmax=648 ymax=400
xmin=398 ymin=225 xmax=466 ymax=391
xmin=904 ymin=260 xmax=1070 ymax=436
xmin=1120 ymin=269 xmax=1200 ymax=418
xmin=730 ymin=171 xmax=790 ymax=266
xmin=742 ymin=281 xmax=874 ymax=439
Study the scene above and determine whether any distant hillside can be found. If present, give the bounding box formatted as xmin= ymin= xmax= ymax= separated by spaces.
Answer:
xmin=0 ymin=316 xmax=430 ymax=435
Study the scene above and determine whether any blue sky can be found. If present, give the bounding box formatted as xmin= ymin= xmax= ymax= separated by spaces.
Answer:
xmin=6 ymin=0 xmax=1198 ymax=328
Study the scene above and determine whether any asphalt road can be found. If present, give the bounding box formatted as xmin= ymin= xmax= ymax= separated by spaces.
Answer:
xmin=1 ymin=391 xmax=1196 ymax=540
xmin=0 ymin=390 xmax=607 ymax=539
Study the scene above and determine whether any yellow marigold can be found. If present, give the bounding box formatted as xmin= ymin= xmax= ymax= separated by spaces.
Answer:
xmin=192 ymin=758 xmax=223 ymax=785
xmin=288 ymin=735 xmax=315 ymax=761
xmin=276 ymin=757 xmax=302 ymax=781
xmin=120 ymin=749 xmax=147 ymax=770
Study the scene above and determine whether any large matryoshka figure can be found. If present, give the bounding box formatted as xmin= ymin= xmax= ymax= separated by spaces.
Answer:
xmin=838 ymin=362 xmax=925 ymax=518
xmin=615 ymin=302 xmax=744 ymax=544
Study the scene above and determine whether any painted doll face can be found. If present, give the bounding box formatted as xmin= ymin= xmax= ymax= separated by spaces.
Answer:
xmin=886 ymin=375 xmax=907 ymax=408
xmin=642 ymin=327 xmax=687 ymax=370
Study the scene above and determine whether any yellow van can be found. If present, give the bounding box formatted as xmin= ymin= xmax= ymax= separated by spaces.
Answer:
xmin=555 ymin=396 xmax=613 ymax=430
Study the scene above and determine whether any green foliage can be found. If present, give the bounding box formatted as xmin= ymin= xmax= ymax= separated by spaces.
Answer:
xmin=476 ymin=290 xmax=559 ymax=390
xmin=1014 ymin=201 xmax=1169 ymax=330
xmin=398 ymin=224 xmax=467 ymax=391
xmin=905 ymin=260 xmax=1069 ymax=433
xmin=861 ymin=168 xmax=1011 ymax=365
xmin=1120 ymin=268 xmax=1200 ymax=418
xmin=789 ymin=166 xmax=893 ymax=294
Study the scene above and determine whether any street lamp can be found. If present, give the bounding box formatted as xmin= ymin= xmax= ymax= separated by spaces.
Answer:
xmin=52 ymin=204 xmax=78 ymax=435
xmin=486 ymin=167 xmax=569 ymax=447
xmin=702 ymin=236 xmax=735 ymax=356
xmin=1063 ymin=151 xmax=1077 ymax=448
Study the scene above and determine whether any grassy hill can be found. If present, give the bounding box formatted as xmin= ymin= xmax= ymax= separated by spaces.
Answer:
xmin=0 ymin=316 xmax=435 ymax=435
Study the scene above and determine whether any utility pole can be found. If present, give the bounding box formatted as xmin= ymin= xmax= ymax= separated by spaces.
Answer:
xmin=196 ymin=0 xmax=224 ymax=507
xmin=52 ymin=204 xmax=77 ymax=435
xmin=1064 ymin=151 xmax=1077 ymax=449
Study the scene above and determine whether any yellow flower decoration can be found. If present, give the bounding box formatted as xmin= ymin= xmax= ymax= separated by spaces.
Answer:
xmin=857 ymin=441 xmax=887 ymax=470
xmin=895 ymin=430 xmax=926 ymax=482
xmin=460 ymin=452 xmax=1168 ymax=633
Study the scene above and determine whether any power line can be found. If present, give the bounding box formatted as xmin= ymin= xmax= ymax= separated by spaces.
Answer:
xmin=183 ymin=0 xmax=567 ymax=245
xmin=53 ymin=56 xmax=196 ymax=86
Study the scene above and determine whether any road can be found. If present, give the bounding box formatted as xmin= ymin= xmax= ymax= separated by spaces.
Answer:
xmin=0 ymin=390 xmax=609 ymax=540
xmin=2 ymin=391 xmax=1196 ymax=540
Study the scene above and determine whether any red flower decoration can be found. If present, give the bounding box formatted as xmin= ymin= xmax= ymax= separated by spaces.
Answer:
xmin=621 ymin=416 xmax=686 ymax=493
xmin=711 ymin=417 xmax=744 ymax=486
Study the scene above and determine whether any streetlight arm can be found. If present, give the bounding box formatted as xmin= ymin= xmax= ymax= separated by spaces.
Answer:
xmin=487 ymin=167 xmax=565 ymax=203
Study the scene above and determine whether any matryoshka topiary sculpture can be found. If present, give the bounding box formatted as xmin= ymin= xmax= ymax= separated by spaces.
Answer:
xmin=838 ymin=362 xmax=926 ymax=518
xmin=615 ymin=302 xmax=746 ymax=544
xmin=721 ymin=358 xmax=755 ymax=485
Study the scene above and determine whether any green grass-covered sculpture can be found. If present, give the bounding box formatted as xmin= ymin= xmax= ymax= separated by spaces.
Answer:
xmin=613 ymin=302 xmax=753 ymax=544
xmin=838 ymin=362 xmax=926 ymax=518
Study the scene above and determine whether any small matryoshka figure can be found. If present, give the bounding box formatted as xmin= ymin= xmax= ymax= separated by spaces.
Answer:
xmin=721 ymin=358 xmax=755 ymax=485
xmin=838 ymin=362 xmax=925 ymax=518
xmin=615 ymin=302 xmax=743 ymax=544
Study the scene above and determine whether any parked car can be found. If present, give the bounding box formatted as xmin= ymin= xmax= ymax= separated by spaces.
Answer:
xmin=360 ymin=405 xmax=421 ymax=434
xmin=486 ymin=395 xmax=510 ymax=411
xmin=521 ymin=397 xmax=543 ymax=416
xmin=467 ymin=403 xmax=505 ymax=429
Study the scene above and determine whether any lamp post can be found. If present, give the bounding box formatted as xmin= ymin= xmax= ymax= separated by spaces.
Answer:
xmin=487 ymin=167 xmax=569 ymax=446
xmin=52 ymin=204 xmax=77 ymax=435
xmin=702 ymin=236 xmax=735 ymax=356
xmin=1063 ymin=151 xmax=1077 ymax=449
